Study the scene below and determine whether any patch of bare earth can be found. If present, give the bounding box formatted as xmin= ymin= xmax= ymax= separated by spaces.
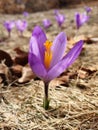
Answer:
xmin=0 ymin=3 xmax=98 ymax=130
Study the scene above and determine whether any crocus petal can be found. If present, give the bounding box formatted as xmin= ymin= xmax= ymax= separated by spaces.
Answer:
xmin=51 ymin=32 xmax=67 ymax=67
xmin=43 ymin=19 xmax=52 ymax=29
xmin=75 ymin=13 xmax=81 ymax=29
xmin=81 ymin=13 xmax=89 ymax=24
xmin=29 ymin=36 xmax=41 ymax=61
xmin=29 ymin=52 xmax=47 ymax=80
xmin=32 ymin=26 xmax=47 ymax=61
xmin=23 ymin=11 xmax=29 ymax=17
xmin=16 ymin=20 xmax=27 ymax=32
xmin=85 ymin=6 xmax=92 ymax=13
xmin=54 ymin=9 xmax=59 ymax=15
xmin=4 ymin=21 xmax=15 ymax=32
xmin=59 ymin=14 xmax=65 ymax=22
xmin=55 ymin=14 xmax=65 ymax=26
xmin=75 ymin=12 xmax=89 ymax=29
xmin=46 ymin=40 xmax=83 ymax=82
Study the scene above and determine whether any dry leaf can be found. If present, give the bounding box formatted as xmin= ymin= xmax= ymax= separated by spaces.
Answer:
xmin=84 ymin=37 xmax=98 ymax=44
xmin=77 ymin=66 xmax=97 ymax=79
xmin=0 ymin=63 xmax=12 ymax=85
xmin=81 ymin=66 xmax=97 ymax=75
xmin=50 ymin=75 xmax=69 ymax=88
xmin=13 ymin=47 xmax=28 ymax=66
xmin=0 ymin=50 xmax=13 ymax=67
xmin=58 ymin=75 xmax=69 ymax=83
xmin=50 ymin=79 xmax=64 ymax=88
xmin=90 ymin=37 xmax=98 ymax=42
xmin=76 ymin=82 xmax=88 ymax=89
xmin=78 ymin=69 xmax=88 ymax=79
xmin=18 ymin=65 xmax=36 ymax=83
xmin=57 ymin=75 xmax=69 ymax=87
xmin=10 ymin=65 xmax=23 ymax=77
xmin=60 ymin=70 xmax=78 ymax=80
xmin=0 ymin=76 xmax=3 ymax=84
xmin=68 ymin=35 xmax=86 ymax=45
xmin=68 ymin=35 xmax=98 ymax=45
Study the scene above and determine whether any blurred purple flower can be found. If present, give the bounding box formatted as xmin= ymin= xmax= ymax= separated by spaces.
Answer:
xmin=75 ymin=12 xmax=89 ymax=29
xmin=16 ymin=20 xmax=28 ymax=36
xmin=85 ymin=6 xmax=92 ymax=14
xmin=55 ymin=13 xmax=65 ymax=27
xmin=54 ymin=9 xmax=59 ymax=15
xmin=23 ymin=11 xmax=29 ymax=17
xmin=29 ymin=26 xmax=83 ymax=109
xmin=4 ymin=20 xmax=15 ymax=37
xmin=43 ymin=19 xmax=52 ymax=29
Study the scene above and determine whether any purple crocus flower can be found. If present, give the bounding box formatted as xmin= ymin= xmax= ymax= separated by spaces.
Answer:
xmin=16 ymin=20 xmax=28 ymax=36
xmin=75 ymin=12 xmax=89 ymax=29
xmin=55 ymin=13 xmax=65 ymax=27
xmin=29 ymin=26 xmax=83 ymax=109
xmin=4 ymin=20 xmax=15 ymax=37
xmin=84 ymin=6 xmax=92 ymax=14
xmin=23 ymin=11 xmax=29 ymax=17
xmin=43 ymin=19 xmax=52 ymax=29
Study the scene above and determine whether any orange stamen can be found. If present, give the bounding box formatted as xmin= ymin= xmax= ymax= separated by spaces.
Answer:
xmin=44 ymin=40 xmax=52 ymax=69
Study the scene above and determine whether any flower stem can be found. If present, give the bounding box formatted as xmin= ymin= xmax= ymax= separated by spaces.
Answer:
xmin=43 ymin=82 xmax=50 ymax=110
xmin=20 ymin=31 xmax=23 ymax=37
xmin=8 ymin=32 xmax=11 ymax=38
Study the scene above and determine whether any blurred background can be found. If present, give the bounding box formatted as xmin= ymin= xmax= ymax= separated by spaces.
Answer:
xmin=0 ymin=0 xmax=97 ymax=14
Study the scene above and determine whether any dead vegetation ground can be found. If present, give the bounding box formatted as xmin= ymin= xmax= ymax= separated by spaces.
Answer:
xmin=0 ymin=3 xmax=98 ymax=130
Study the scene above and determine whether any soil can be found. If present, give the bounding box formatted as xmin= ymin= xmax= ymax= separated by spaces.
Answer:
xmin=0 ymin=2 xmax=98 ymax=130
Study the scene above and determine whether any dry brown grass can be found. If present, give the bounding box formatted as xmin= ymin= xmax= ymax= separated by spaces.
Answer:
xmin=0 ymin=75 xmax=98 ymax=130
